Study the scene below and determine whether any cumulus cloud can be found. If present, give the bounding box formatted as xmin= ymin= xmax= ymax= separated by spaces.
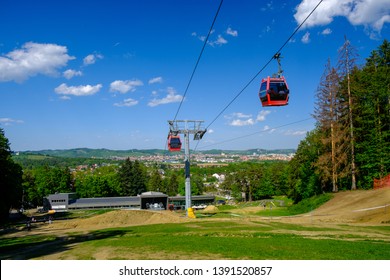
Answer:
xmin=256 ymin=110 xmax=271 ymax=122
xmin=109 ymin=79 xmax=143 ymax=94
xmin=114 ymin=98 xmax=139 ymax=107
xmin=301 ymin=31 xmax=311 ymax=43
xmin=227 ymin=110 xmax=271 ymax=126
xmin=83 ymin=53 xmax=103 ymax=65
xmin=209 ymin=35 xmax=228 ymax=46
xmin=63 ymin=69 xmax=82 ymax=79
xmin=263 ymin=125 xmax=276 ymax=133
xmin=0 ymin=118 xmax=24 ymax=126
xmin=0 ymin=42 xmax=74 ymax=82
xmin=230 ymin=118 xmax=255 ymax=126
xmin=192 ymin=27 xmax=236 ymax=47
xmin=148 ymin=87 xmax=183 ymax=107
xmin=226 ymin=27 xmax=238 ymax=37
xmin=148 ymin=76 xmax=163 ymax=84
xmin=232 ymin=112 xmax=252 ymax=119
xmin=321 ymin=28 xmax=332 ymax=35
xmin=55 ymin=83 xmax=102 ymax=96
xmin=294 ymin=0 xmax=390 ymax=36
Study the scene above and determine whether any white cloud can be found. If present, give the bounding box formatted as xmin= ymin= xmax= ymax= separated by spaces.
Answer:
xmin=193 ymin=29 xmax=234 ymax=47
xmin=301 ymin=31 xmax=311 ymax=43
xmin=109 ymin=79 xmax=143 ymax=94
xmin=227 ymin=110 xmax=271 ymax=126
xmin=294 ymin=0 xmax=390 ymax=36
xmin=55 ymin=83 xmax=102 ymax=96
xmin=148 ymin=87 xmax=183 ymax=107
xmin=63 ymin=69 xmax=82 ymax=79
xmin=321 ymin=28 xmax=332 ymax=35
xmin=0 ymin=118 xmax=23 ymax=126
xmin=256 ymin=110 xmax=271 ymax=122
xmin=209 ymin=35 xmax=228 ymax=46
xmin=230 ymin=118 xmax=255 ymax=126
xmin=226 ymin=27 xmax=238 ymax=37
xmin=263 ymin=125 xmax=276 ymax=133
xmin=233 ymin=112 xmax=252 ymax=119
xmin=0 ymin=42 xmax=74 ymax=82
xmin=148 ymin=76 xmax=163 ymax=84
xmin=59 ymin=95 xmax=71 ymax=100
xmin=114 ymin=98 xmax=139 ymax=107
xmin=83 ymin=53 xmax=103 ymax=65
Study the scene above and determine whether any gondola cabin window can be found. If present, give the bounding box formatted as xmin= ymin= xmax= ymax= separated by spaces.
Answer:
xmin=168 ymin=135 xmax=182 ymax=152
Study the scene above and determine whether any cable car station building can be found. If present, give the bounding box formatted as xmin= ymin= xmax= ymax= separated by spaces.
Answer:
xmin=44 ymin=192 xmax=215 ymax=212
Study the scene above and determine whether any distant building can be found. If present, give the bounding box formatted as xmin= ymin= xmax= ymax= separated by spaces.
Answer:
xmin=44 ymin=192 xmax=215 ymax=211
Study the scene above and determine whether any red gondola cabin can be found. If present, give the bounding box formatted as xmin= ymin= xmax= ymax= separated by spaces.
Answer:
xmin=258 ymin=76 xmax=289 ymax=107
xmin=168 ymin=134 xmax=182 ymax=152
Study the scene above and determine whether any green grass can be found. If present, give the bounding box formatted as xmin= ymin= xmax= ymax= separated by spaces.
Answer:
xmin=1 ymin=194 xmax=388 ymax=260
xmin=252 ymin=194 xmax=334 ymax=217
xmin=78 ymin=222 xmax=390 ymax=260
xmin=288 ymin=194 xmax=333 ymax=215
xmin=1 ymin=220 xmax=389 ymax=260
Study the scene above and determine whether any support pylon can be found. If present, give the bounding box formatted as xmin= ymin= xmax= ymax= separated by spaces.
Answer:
xmin=168 ymin=120 xmax=207 ymax=217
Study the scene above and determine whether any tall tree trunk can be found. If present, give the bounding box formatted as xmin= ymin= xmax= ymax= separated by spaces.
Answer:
xmin=345 ymin=41 xmax=357 ymax=190
xmin=330 ymin=94 xmax=337 ymax=192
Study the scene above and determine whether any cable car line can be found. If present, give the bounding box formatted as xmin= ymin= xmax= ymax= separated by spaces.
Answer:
xmin=204 ymin=0 xmax=324 ymax=130
xmin=172 ymin=0 xmax=224 ymax=122
xmin=197 ymin=117 xmax=313 ymax=150
xmin=168 ymin=0 xmax=323 ymax=153
xmin=166 ymin=0 xmax=224 ymax=154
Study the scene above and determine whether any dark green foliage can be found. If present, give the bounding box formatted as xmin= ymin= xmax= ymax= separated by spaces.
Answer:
xmin=147 ymin=167 xmax=164 ymax=192
xmin=287 ymin=129 xmax=322 ymax=203
xmin=165 ymin=172 xmax=180 ymax=196
xmin=74 ymin=166 xmax=121 ymax=198
xmin=117 ymin=159 xmax=147 ymax=196
xmin=0 ymin=128 xmax=23 ymax=223
xmin=220 ymin=161 xmax=289 ymax=202
xmin=22 ymin=166 xmax=73 ymax=206
xmin=287 ymin=193 xmax=333 ymax=215
xmin=290 ymin=39 xmax=390 ymax=200
xmin=352 ymin=40 xmax=390 ymax=188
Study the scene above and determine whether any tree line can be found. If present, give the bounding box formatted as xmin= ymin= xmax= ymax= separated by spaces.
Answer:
xmin=288 ymin=38 xmax=389 ymax=202
xmin=0 ymin=39 xmax=388 ymax=223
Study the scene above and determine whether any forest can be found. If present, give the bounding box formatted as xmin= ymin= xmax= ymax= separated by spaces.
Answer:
xmin=0 ymin=39 xmax=388 ymax=223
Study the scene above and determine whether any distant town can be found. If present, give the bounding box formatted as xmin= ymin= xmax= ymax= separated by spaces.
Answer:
xmin=16 ymin=148 xmax=296 ymax=165
xmin=113 ymin=151 xmax=295 ymax=165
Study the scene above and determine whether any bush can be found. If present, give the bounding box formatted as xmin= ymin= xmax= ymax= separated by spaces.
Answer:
xmin=288 ymin=193 xmax=333 ymax=215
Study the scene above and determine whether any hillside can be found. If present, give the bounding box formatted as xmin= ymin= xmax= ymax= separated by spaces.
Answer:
xmin=283 ymin=187 xmax=390 ymax=224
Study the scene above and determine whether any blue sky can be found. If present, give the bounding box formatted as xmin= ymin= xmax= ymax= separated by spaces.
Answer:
xmin=0 ymin=0 xmax=389 ymax=151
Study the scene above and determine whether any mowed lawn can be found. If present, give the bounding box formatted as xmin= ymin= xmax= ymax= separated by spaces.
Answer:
xmin=1 ymin=219 xmax=390 ymax=260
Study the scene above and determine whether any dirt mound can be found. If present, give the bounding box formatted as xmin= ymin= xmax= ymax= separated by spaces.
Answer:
xmin=50 ymin=210 xmax=186 ymax=232
xmin=284 ymin=187 xmax=390 ymax=224
xmin=201 ymin=205 xmax=219 ymax=213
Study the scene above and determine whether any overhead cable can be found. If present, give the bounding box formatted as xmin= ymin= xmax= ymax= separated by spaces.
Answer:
xmin=198 ymin=117 xmax=313 ymax=150
xmin=205 ymin=0 xmax=324 ymax=130
xmin=172 ymin=0 xmax=224 ymax=121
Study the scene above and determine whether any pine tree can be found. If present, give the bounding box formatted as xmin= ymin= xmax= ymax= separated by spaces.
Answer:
xmin=337 ymin=36 xmax=358 ymax=190
xmin=0 ymin=128 xmax=23 ymax=222
xmin=118 ymin=158 xmax=135 ymax=196
xmin=353 ymin=40 xmax=390 ymax=187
